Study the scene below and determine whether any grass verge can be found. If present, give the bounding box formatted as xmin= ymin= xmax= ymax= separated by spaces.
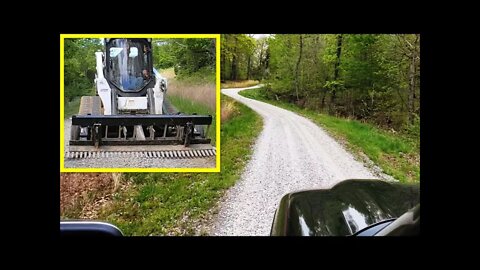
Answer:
xmin=94 ymin=94 xmax=262 ymax=235
xmin=64 ymin=97 xmax=81 ymax=119
xmin=239 ymin=87 xmax=419 ymax=183
xmin=168 ymin=95 xmax=216 ymax=144
xmin=221 ymin=80 xmax=259 ymax=89
xmin=60 ymin=173 xmax=122 ymax=219
xmin=167 ymin=81 xmax=216 ymax=111
xmin=161 ymin=67 xmax=216 ymax=110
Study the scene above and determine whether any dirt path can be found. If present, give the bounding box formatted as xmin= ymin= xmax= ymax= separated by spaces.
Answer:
xmin=211 ymin=86 xmax=378 ymax=236
xmin=63 ymin=118 xmax=215 ymax=168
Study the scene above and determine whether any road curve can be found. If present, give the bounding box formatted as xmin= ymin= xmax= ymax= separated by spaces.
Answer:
xmin=211 ymin=86 xmax=377 ymax=236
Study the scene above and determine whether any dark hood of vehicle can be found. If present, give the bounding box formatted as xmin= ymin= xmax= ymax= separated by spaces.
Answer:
xmin=271 ymin=179 xmax=420 ymax=236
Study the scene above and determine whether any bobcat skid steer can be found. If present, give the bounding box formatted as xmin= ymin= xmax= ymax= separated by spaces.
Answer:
xmin=66 ymin=38 xmax=215 ymax=159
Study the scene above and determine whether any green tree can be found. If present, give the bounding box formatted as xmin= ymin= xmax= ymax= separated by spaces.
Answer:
xmin=221 ymin=34 xmax=256 ymax=81
xmin=64 ymin=38 xmax=102 ymax=101
xmin=260 ymin=34 xmax=420 ymax=132
xmin=152 ymin=38 xmax=216 ymax=80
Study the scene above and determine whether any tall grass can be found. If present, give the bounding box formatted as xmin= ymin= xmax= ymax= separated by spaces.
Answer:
xmin=221 ymin=80 xmax=260 ymax=89
xmin=240 ymin=87 xmax=420 ymax=183
xmin=160 ymin=67 xmax=216 ymax=111
xmin=221 ymin=99 xmax=239 ymax=122
xmin=159 ymin=68 xmax=176 ymax=80
xmin=175 ymin=67 xmax=216 ymax=84
xmin=64 ymin=97 xmax=81 ymax=118
xmin=167 ymin=81 xmax=216 ymax=111
xmin=60 ymin=173 xmax=119 ymax=219
xmin=96 ymin=95 xmax=263 ymax=235
xmin=168 ymin=95 xmax=216 ymax=144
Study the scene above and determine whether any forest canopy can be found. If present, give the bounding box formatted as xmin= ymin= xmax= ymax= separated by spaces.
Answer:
xmin=221 ymin=34 xmax=420 ymax=134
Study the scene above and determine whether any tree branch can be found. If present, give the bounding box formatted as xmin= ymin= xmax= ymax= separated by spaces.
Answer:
xmin=395 ymin=35 xmax=412 ymax=57
xmin=404 ymin=38 xmax=414 ymax=49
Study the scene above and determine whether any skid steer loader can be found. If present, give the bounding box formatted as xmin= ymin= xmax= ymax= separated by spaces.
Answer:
xmin=66 ymin=38 xmax=215 ymax=159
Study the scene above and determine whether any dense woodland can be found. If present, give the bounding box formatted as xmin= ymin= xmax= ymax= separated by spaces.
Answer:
xmin=64 ymin=39 xmax=102 ymax=101
xmin=153 ymin=38 xmax=216 ymax=80
xmin=64 ymin=35 xmax=420 ymax=134
xmin=63 ymin=38 xmax=216 ymax=101
xmin=221 ymin=34 xmax=420 ymax=134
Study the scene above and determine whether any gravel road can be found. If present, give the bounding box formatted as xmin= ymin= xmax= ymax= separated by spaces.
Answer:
xmin=63 ymin=118 xmax=215 ymax=168
xmin=211 ymin=86 xmax=379 ymax=236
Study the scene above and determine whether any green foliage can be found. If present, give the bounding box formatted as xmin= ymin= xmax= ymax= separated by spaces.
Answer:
xmin=63 ymin=38 xmax=102 ymax=102
xmin=221 ymin=80 xmax=259 ymax=89
xmin=240 ymin=86 xmax=269 ymax=100
xmin=324 ymin=80 xmax=344 ymax=91
xmin=240 ymin=87 xmax=419 ymax=183
xmin=266 ymin=34 xmax=297 ymax=95
xmin=153 ymin=41 xmax=176 ymax=69
xmin=97 ymin=95 xmax=263 ymax=235
xmin=175 ymin=66 xmax=216 ymax=84
xmin=405 ymin=113 xmax=420 ymax=141
xmin=221 ymin=34 xmax=262 ymax=81
xmin=64 ymin=97 xmax=81 ymax=118
xmin=260 ymin=34 xmax=420 ymax=131
xmin=167 ymin=95 xmax=216 ymax=143
xmin=153 ymin=38 xmax=215 ymax=79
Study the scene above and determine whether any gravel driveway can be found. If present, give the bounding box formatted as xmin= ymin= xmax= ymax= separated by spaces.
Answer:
xmin=63 ymin=118 xmax=215 ymax=168
xmin=210 ymin=86 xmax=378 ymax=236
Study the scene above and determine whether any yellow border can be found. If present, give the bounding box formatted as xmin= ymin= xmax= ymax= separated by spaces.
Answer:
xmin=60 ymin=34 xmax=221 ymax=173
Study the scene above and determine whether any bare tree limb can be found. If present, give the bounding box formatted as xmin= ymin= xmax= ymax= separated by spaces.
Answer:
xmin=395 ymin=35 xmax=412 ymax=56
xmin=404 ymin=38 xmax=414 ymax=49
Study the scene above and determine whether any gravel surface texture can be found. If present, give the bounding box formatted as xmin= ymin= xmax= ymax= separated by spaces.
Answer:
xmin=211 ymin=86 xmax=378 ymax=236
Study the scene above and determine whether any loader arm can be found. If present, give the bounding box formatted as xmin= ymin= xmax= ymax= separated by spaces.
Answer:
xmin=95 ymin=51 xmax=112 ymax=115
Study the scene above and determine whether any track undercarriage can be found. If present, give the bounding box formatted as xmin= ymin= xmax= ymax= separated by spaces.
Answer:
xmin=66 ymin=96 xmax=215 ymax=159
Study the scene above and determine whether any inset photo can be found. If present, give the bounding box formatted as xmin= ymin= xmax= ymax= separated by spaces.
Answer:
xmin=60 ymin=34 xmax=220 ymax=172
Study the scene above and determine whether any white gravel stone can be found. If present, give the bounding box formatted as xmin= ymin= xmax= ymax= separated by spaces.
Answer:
xmin=211 ymin=86 xmax=378 ymax=236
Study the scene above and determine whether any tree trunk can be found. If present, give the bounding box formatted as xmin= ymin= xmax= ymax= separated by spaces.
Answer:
xmin=258 ymin=44 xmax=264 ymax=79
xmin=321 ymin=89 xmax=327 ymax=109
xmin=414 ymin=34 xmax=420 ymax=118
xmin=398 ymin=34 xmax=420 ymax=125
xmin=329 ymin=34 xmax=343 ymax=114
xmin=247 ymin=55 xmax=251 ymax=80
xmin=231 ymin=36 xmax=238 ymax=81
xmin=294 ymin=35 xmax=304 ymax=102
xmin=231 ymin=55 xmax=237 ymax=80
xmin=221 ymin=47 xmax=226 ymax=81
xmin=408 ymin=51 xmax=416 ymax=125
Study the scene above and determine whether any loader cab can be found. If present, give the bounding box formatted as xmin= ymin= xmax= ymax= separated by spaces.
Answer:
xmin=105 ymin=38 xmax=155 ymax=95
